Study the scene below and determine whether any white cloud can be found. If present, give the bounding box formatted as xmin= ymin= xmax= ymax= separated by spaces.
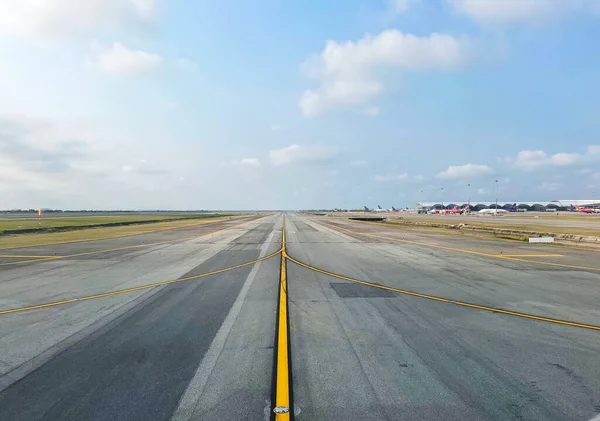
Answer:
xmin=593 ymin=172 xmax=600 ymax=181
xmin=222 ymin=158 xmax=261 ymax=167
xmin=299 ymin=30 xmax=469 ymax=116
xmin=349 ymin=160 xmax=367 ymax=167
xmin=0 ymin=114 xmax=160 ymax=200
xmin=390 ymin=0 xmax=419 ymax=14
xmin=239 ymin=158 xmax=261 ymax=167
xmin=589 ymin=145 xmax=600 ymax=156
xmin=539 ymin=181 xmax=563 ymax=191
xmin=502 ymin=147 xmax=600 ymax=171
xmin=270 ymin=124 xmax=282 ymax=132
xmin=577 ymin=168 xmax=593 ymax=175
xmin=374 ymin=173 xmax=409 ymax=182
xmin=477 ymin=188 xmax=489 ymax=195
xmin=269 ymin=145 xmax=337 ymax=166
xmin=328 ymin=169 xmax=339 ymax=176
xmin=174 ymin=57 xmax=198 ymax=72
xmin=0 ymin=0 xmax=156 ymax=39
xmin=96 ymin=42 xmax=162 ymax=76
xmin=436 ymin=163 xmax=492 ymax=179
xmin=446 ymin=0 xmax=596 ymax=25
xmin=363 ymin=106 xmax=380 ymax=117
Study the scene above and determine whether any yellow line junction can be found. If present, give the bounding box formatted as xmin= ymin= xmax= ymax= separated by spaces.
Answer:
xmin=272 ymin=217 xmax=292 ymax=420
xmin=1 ymin=215 xmax=599 ymax=419
xmin=2 ymin=215 xmax=599 ymax=329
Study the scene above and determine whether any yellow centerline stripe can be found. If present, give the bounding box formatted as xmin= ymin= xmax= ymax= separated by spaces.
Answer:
xmin=323 ymin=221 xmax=600 ymax=272
xmin=0 ymin=217 xmax=258 ymax=267
xmin=285 ymin=253 xmax=600 ymax=332
xmin=0 ymin=248 xmax=282 ymax=316
xmin=274 ymin=215 xmax=292 ymax=420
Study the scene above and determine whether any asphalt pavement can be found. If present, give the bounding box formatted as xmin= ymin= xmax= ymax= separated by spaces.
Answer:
xmin=0 ymin=213 xmax=599 ymax=421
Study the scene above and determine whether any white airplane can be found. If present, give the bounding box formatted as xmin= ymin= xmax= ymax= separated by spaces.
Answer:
xmin=364 ymin=205 xmax=391 ymax=212
xmin=478 ymin=208 xmax=508 ymax=216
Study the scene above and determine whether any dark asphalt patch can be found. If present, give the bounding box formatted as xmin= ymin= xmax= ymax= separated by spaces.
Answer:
xmin=293 ymin=221 xmax=317 ymax=232
xmin=330 ymin=282 xmax=395 ymax=298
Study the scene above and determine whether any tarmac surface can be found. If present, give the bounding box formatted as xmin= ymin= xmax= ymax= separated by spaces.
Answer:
xmin=0 ymin=213 xmax=599 ymax=420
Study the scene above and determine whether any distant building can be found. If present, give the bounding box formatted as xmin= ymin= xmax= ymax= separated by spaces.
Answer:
xmin=416 ymin=199 xmax=600 ymax=212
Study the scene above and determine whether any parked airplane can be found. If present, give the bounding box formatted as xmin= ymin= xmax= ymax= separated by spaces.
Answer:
xmin=430 ymin=205 xmax=461 ymax=215
xmin=508 ymin=203 xmax=518 ymax=212
xmin=478 ymin=208 xmax=508 ymax=216
xmin=364 ymin=205 xmax=388 ymax=212
xmin=573 ymin=205 xmax=597 ymax=214
xmin=446 ymin=205 xmax=462 ymax=214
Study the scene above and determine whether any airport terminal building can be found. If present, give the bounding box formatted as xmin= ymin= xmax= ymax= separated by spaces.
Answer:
xmin=417 ymin=199 xmax=600 ymax=212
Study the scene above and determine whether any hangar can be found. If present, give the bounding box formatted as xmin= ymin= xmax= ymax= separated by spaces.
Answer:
xmin=416 ymin=199 xmax=600 ymax=212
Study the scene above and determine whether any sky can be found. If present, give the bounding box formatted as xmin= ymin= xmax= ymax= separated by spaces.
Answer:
xmin=1 ymin=0 xmax=600 ymax=210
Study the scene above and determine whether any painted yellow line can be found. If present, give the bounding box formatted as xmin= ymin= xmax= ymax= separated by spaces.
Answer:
xmin=0 ymin=217 xmax=258 ymax=268
xmin=495 ymin=254 xmax=563 ymax=257
xmin=0 ymin=254 xmax=65 ymax=259
xmin=273 ymin=215 xmax=292 ymax=420
xmin=0 ymin=248 xmax=282 ymax=316
xmin=285 ymin=254 xmax=600 ymax=332
xmin=322 ymin=221 xmax=600 ymax=272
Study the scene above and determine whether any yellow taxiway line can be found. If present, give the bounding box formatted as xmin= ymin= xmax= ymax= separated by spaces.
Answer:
xmin=322 ymin=221 xmax=600 ymax=272
xmin=273 ymin=215 xmax=292 ymax=420
xmin=0 ymin=217 xmax=258 ymax=268
xmin=0 ymin=248 xmax=282 ymax=316
xmin=285 ymin=253 xmax=600 ymax=332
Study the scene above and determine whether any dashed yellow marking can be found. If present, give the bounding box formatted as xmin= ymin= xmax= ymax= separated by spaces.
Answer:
xmin=285 ymin=253 xmax=600 ymax=332
xmin=0 ymin=249 xmax=282 ymax=316
xmin=322 ymin=221 xmax=600 ymax=272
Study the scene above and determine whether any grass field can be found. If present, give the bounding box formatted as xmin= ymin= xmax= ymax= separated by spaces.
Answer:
xmin=0 ymin=215 xmax=246 ymax=250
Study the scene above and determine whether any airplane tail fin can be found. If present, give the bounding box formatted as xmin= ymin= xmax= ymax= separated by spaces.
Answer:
xmin=364 ymin=206 xmax=370 ymax=212
xmin=377 ymin=205 xmax=382 ymax=209
xmin=392 ymin=206 xmax=397 ymax=211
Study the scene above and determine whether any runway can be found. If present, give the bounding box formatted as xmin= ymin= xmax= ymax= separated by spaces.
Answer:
xmin=0 ymin=213 xmax=599 ymax=420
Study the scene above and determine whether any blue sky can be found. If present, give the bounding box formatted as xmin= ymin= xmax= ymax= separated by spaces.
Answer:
xmin=1 ymin=0 xmax=599 ymax=210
